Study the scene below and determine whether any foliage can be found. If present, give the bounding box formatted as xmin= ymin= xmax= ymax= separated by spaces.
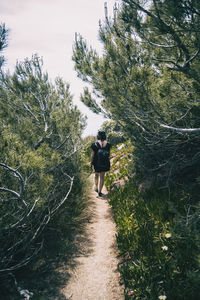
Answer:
xmin=100 ymin=120 xmax=126 ymax=146
xmin=0 ymin=25 xmax=87 ymax=297
xmin=79 ymin=135 xmax=96 ymax=174
xmin=72 ymin=0 xmax=200 ymax=189
xmin=109 ymin=181 xmax=200 ymax=300
xmin=106 ymin=142 xmax=200 ymax=300
xmin=105 ymin=140 xmax=134 ymax=190
xmin=72 ymin=3 xmax=200 ymax=297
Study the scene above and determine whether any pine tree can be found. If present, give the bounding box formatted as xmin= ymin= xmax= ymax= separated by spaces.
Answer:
xmin=0 ymin=51 xmax=86 ymax=277
xmin=72 ymin=0 xmax=200 ymax=188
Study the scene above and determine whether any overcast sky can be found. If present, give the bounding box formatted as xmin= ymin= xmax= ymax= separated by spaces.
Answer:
xmin=0 ymin=0 xmax=118 ymax=136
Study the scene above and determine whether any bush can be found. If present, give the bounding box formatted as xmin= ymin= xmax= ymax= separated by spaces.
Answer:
xmin=0 ymin=54 xmax=88 ymax=297
xmin=106 ymin=143 xmax=200 ymax=300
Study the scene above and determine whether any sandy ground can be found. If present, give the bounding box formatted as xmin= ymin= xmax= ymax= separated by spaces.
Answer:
xmin=62 ymin=177 xmax=124 ymax=300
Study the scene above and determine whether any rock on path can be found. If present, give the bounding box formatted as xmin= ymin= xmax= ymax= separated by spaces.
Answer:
xmin=62 ymin=180 xmax=124 ymax=300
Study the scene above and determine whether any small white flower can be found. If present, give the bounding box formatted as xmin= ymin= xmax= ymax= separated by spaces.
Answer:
xmin=165 ymin=233 xmax=172 ymax=238
xmin=161 ymin=245 xmax=168 ymax=251
xmin=118 ymin=143 xmax=125 ymax=150
xmin=159 ymin=295 xmax=167 ymax=300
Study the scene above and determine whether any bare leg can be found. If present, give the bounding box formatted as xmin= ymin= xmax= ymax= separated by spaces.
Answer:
xmin=99 ymin=172 xmax=105 ymax=194
xmin=94 ymin=172 xmax=99 ymax=191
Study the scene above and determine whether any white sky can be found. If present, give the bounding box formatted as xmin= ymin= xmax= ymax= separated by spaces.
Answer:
xmin=0 ymin=0 xmax=118 ymax=136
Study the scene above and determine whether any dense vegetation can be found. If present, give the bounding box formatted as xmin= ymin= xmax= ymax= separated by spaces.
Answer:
xmin=105 ymin=141 xmax=200 ymax=299
xmin=73 ymin=1 xmax=200 ymax=299
xmin=0 ymin=24 xmax=88 ymax=299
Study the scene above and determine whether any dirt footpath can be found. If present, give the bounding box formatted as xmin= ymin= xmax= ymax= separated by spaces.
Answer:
xmin=62 ymin=179 xmax=124 ymax=300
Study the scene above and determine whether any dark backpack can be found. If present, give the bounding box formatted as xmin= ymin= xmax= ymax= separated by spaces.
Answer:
xmin=95 ymin=142 xmax=109 ymax=168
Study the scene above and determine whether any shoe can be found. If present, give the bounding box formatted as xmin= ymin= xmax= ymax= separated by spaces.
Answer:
xmin=94 ymin=186 xmax=98 ymax=192
xmin=98 ymin=192 xmax=103 ymax=197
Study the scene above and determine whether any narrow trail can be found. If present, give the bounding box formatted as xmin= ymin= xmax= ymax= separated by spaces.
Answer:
xmin=62 ymin=176 xmax=124 ymax=300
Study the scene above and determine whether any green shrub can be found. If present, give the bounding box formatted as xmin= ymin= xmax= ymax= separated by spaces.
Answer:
xmin=108 ymin=180 xmax=200 ymax=300
xmin=105 ymin=141 xmax=200 ymax=300
xmin=0 ymin=54 xmax=88 ymax=297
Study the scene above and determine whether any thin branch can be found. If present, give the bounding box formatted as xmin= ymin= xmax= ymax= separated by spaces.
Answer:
xmin=0 ymin=163 xmax=26 ymax=204
xmin=55 ymin=134 xmax=71 ymax=150
xmin=143 ymin=39 xmax=176 ymax=48
xmin=51 ymin=173 xmax=74 ymax=215
xmin=29 ymin=90 xmax=49 ymax=132
xmin=159 ymin=123 xmax=200 ymax=133
xmin=0 ymin=187 xmax=20 ymax=199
